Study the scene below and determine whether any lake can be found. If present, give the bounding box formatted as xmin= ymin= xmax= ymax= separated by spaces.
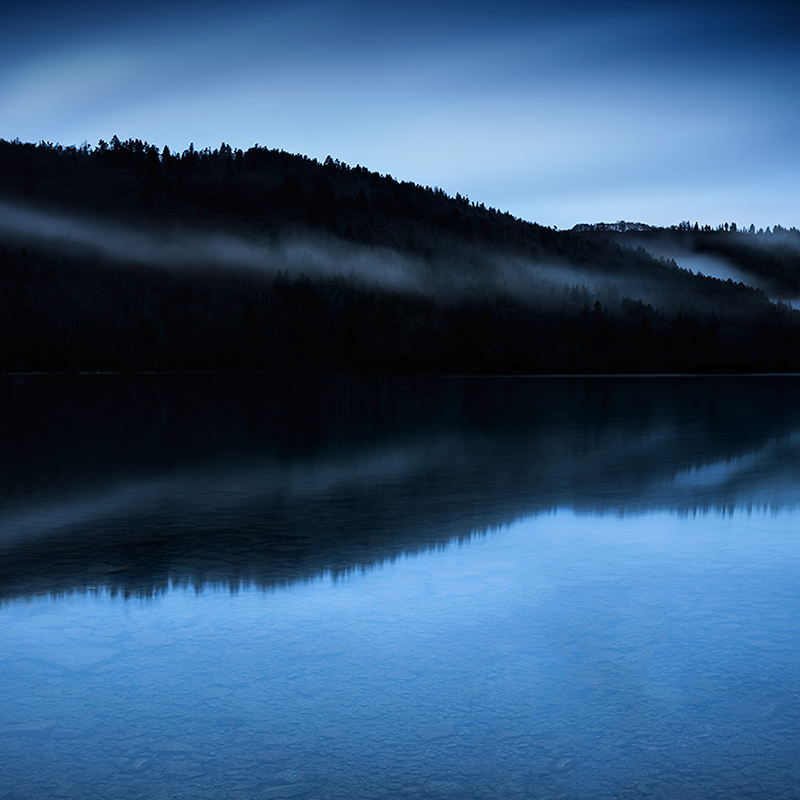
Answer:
xmin=2 ymin=375 xmax=800 ymax=799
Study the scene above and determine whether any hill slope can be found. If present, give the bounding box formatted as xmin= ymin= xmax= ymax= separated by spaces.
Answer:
xmin=1 ymin=137 xmax=799 ymax=373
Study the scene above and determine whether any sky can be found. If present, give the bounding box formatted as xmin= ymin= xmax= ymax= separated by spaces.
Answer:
xmin=2 ymin=0 xmax=799 ymax=229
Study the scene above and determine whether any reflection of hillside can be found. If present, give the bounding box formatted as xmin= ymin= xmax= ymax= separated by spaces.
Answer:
xmin=2 ymin=375 xmax=800 ymax=601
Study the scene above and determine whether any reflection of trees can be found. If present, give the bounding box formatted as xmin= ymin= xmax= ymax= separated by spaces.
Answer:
xmin=2 ymin=376 xmax=800 ymax=602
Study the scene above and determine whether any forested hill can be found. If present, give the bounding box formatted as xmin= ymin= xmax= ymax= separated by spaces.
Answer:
xmin=1 ymin=137 xmax=799 ymax=373
xmin=575 ymin=221 xmax=800 ymax=302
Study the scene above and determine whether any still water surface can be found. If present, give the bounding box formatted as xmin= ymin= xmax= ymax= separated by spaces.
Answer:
xmin=2 ymin=376 xmax=800 ymax=799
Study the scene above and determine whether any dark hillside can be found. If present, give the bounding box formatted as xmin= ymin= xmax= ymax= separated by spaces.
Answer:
xmin=1 ymin=138 xmax=799 ymax=373
xmin=577 ymin=221 xmax=800 ymax=301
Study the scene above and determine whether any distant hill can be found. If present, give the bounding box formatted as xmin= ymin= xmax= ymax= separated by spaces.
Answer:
xmin=575 ymin=221 xmax=800 ymax=301
xmin=1 ymin=137 xmax=799 ymax=373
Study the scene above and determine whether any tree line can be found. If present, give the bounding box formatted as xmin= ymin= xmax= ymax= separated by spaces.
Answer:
xmin=2 ymin=137 xmax=800 ymax=373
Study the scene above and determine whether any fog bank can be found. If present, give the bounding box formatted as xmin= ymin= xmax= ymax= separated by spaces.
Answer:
xmin=0 ymin=199 xmax=779 ymax=316
xmin=0 ymin=199 xmax=642 ymax=307
xmin=0 ymin=199 xmax=423 ymax=292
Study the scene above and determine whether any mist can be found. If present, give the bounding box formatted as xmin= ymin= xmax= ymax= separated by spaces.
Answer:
xmin=0 ymin=198 xmax=670 ymax=310
xmin=0 ymin=199 xmax=425 ymax=293
xmin=485 ymin=252 xmax=677 ymax=312
xmin=616 ymin=233 xmax=800 ymax=309
xmin=2 ymin=197 xmax=789 ymax=337
xmin=627 ymin=238 xmax=746 ymax=283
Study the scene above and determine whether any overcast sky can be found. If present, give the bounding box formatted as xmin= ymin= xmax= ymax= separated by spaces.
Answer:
xmin=2 ymin=0 xmax=799 ymax=229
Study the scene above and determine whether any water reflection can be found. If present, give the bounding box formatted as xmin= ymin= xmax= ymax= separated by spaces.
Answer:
xmin=3 ymin=376 xmax=800 ymax=799
xmin=2 ymin=375 xmax=800 ymax=600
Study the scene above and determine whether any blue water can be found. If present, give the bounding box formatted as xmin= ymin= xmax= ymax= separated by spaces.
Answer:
xmin=2 ymin=376 xmax=800 ymax=799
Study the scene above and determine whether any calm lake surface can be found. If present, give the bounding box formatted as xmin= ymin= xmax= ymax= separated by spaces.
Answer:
xmin=2 ymin=375 xmax=800 ymax=799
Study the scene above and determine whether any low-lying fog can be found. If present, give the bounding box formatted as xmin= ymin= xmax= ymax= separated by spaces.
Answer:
xmin=0 ymin=199 xmax=424 ymax=291
xmin=0 ymin=199 xmax=622 ymax=302
xmin=618 ymin=236 xmax=800 ymax=310
xmin=0 ymin=199 xmax=779 ymax=313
